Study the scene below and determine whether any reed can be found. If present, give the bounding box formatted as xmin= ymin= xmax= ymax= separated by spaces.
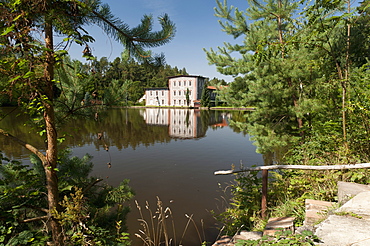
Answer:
xmin=135 ymin=196 xmax=206 ymax=246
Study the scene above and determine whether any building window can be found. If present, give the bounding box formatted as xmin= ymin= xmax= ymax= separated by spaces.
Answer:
xmin=174 ymin=100 xmax=176 ymax=105
xmin=174 ymin=91 xmax=176 ymax=96
xmin=184 ymin=100 xmax=186 ymax=105
xmin=174 ymin=81 xmax=176 ymax=86
xmin=189 ymin=81 xmax=191 ymax=86
xmin=179 ymin=81 xmax=181 ymax=86
xmin=150 ymin=91 xmax=152 ymax=96
xmin=189 ymin=90 xmax=192 ymax=95
xmin=156 ymin=91 xmax=158 ymax=96
xmin=184 ymin=81 xmax=186 ymax=86
xmin=179 ymin=90 xmax=181 ymax=96
xmin=162 ymin=91 xmax=164 ymax=96
xmin=162 ymin=100 xmax=164 ymax=105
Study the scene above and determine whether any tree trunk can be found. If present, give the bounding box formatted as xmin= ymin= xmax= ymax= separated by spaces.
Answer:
xmin=44 ymin=19 xmax=63 ymax=246
xmin=276 ymin=0 xmax=303 ymax=131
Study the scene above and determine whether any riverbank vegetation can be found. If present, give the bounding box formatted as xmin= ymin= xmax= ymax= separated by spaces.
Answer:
xmin=205 ymin=0 xmax=370 ymax=236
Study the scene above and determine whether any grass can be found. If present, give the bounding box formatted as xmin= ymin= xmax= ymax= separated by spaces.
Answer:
xmin=135 ymin=197 xmax=207 ymax=246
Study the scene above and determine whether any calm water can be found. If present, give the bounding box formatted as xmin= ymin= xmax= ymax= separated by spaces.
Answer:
xmin=0 ymin=107 xmax=263 ymax=245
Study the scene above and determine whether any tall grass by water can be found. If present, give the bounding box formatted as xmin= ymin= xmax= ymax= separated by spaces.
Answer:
xmin=135 ymin=197 xmax=207 ymax=246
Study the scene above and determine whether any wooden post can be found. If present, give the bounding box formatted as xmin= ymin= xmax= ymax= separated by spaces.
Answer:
xmin=261 ymin=169 xmax=268 ymax=219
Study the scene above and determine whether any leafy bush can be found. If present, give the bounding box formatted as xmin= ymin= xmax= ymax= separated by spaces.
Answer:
xmin=214 ymin=167 xmax=263 ymax=235
xmin=0 ymin=150 xmax=133 ymax=245
xmin=235 ymin=230 xmax=319 ymax=246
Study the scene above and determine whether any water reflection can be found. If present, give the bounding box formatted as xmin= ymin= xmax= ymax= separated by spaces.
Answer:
xmin=0 ymin=108 xmax=234 ymax=159
xmin=0 ymin=107 xmax=262 ymax=245
xmin=142 ymin=108 xmax=229 ymax=139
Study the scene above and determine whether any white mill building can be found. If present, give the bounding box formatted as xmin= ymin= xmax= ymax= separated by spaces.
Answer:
xmin=144 ymin=75 xmax=207 ymax=108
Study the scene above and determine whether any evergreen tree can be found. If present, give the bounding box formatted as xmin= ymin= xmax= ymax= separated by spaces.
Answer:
xmin=201 ymin=83 xmax=211 ymax=108
xmin=204 ymin=0 xmax=370 ymax=154
xmin=0 ymin=0 xmax=175 ymax=244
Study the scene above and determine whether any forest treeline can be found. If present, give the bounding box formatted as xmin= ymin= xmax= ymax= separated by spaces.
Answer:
xmin=0 ymin=54 xmax=189 ymax=107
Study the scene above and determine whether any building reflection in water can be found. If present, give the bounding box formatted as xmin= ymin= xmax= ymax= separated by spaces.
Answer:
xmin=142 ymin=108 xmax=229 ymax=139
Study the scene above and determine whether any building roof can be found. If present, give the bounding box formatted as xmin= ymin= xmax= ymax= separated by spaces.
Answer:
xmin=167 ymin=75 xmax=208 ymax=79
xmin=145 ymin=87 xmax=169 ymax=90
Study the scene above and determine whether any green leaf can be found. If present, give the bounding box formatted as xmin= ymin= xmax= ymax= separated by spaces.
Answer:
xmin=23 ymin=71 xmax=34 ymax=79
xmin=39 ymin=130 xmax=46 ymax=136
xmin=1 ymin=25 xmax=14 ymax=36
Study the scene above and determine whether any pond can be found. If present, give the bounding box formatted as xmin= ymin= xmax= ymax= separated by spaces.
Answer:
xmin=0 ymin=107 xmax=263 ymax=245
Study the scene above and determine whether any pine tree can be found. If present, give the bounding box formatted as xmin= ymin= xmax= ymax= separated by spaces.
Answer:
xmin=0 ymin=1 xmax=175 ymax=244
xmin=204 ymin=0 xmax=370 ymax=154
xmin=201 ymin=83 xmax=211 ymax=108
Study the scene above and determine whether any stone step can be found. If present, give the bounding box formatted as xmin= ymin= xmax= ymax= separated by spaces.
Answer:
xmin=263 ymin=216 xmax=295 ymax=236
xmin=304 ymin=199 xmax=335 ymax=226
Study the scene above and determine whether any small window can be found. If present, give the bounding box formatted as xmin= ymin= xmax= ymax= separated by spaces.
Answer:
xmin=162 ymin=91 xmax=164 ymax=96
xmin=156 ymin=91 xmax=158 ymax=96
xmin=189 ymin=90 xmax=192 ymax=95
xmin=189 ymin=81 xmax=191 ymax=86
xmin=162 ymin=100 xmax=164 ymax=104
xmin=174 ymin=100 xmax=176 ymax=105
xmin=150 ymin=91 xmax=152 ymax=96
xmin=184 ymin=81 xmax=186 ymax=86
xmin=174 ymin=91 xmax=176 ymax=96
xmin=184 ymin=100 xmax=186 ymax=105
xmin=179 ymin=81 xmax=181 ymax=86
xmin=174 ymin=81 xmax=176 ymax=86
xmin=179 ymin=91 xmax=181 ymax=96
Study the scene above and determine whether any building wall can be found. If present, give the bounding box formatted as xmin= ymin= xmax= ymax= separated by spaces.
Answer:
xmin=145 ymin=88 xmax=169 ymax=106
xmin=145 ymin=75 xmax=207 ymax=107
xmin=168 ymin=75 xmax=206 ymax=107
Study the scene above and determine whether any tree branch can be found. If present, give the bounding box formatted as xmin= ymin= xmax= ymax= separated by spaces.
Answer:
xmin=0 ymin=129 xmax=46 ymax=163
xmin=21 ymin=216 xmax=49 ymax=223
xmin=83 ymin=178 xmax=104 ymax=193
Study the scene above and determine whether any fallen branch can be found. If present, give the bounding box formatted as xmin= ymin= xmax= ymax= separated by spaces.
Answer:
xmin=214 ymin=163 xmax=370 ymax=175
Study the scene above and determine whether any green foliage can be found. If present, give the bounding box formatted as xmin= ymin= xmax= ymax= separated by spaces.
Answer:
xmin=235 ymin=230 xmax=319 ymax=246
xmin=201 ymin=83 xmax=211 ymax=108
xmin=208 ymin=0 xmax=370 ymax=236
xmin=0 ymin=150 xmax=134 ymax=245
xmin=52 ymin=187 xmax=131 ymax=245
xmin=214 ymin=168 xmax=262 ymax=235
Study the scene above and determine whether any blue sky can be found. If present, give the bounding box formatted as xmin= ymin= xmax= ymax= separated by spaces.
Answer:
xmin=67 ymin=0 xmax=249 ymax=82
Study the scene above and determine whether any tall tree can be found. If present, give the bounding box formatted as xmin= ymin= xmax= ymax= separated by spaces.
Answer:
xmin=205 ymin=0 xmax=308 ymax=152
xmin=0 ymin=0 xmax=175 ymax=244
xmin=205 ymin=0 xmax=369 ymax=154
